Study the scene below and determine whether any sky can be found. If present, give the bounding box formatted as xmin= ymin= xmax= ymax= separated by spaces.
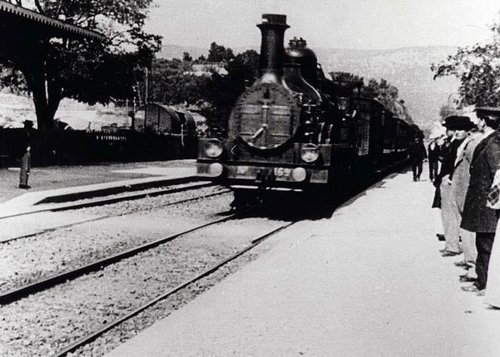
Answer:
xmin=145 ymin=0 xmax=500 ymax=50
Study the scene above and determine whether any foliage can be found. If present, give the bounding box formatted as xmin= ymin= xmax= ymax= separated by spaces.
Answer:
xmin=148 ymin=58 xmax=211 ymax=106
xmin=207 ymin=42 xmax=235 ymax=62
xmin=0 ymin=65 xmax=29 ymax=94
xmin=201 ymin=49 xmax=259 ymax=132
xmin=0 ymin=0 xmax=161 ymax=130
xmin=431 ymin=22 xmax=500 ymax=107
xmin=361 ymin=78 xmax=398 ymax=104
xmin=147 ymin=47 xmax=259 ymax=134
xmin=329 ymin=71 xmax=364 ymax=97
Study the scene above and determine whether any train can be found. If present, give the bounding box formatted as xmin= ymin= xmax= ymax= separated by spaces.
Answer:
xmin=197 ymin=14 xmax=418 ymax=205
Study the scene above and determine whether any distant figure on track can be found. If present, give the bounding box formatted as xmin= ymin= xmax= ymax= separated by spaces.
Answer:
xmin=19 ymin=120 xmax=33 ymax=189
xmin=409 ymin=137 xmax=427 ymax=181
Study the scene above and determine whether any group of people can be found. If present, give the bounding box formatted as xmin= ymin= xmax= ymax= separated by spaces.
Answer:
xmin=429 ymin=107 xmax=500 ymax=307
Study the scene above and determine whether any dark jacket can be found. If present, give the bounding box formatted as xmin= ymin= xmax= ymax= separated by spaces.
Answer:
xmin=461 ymin=131 xmax=500 ymax=233
xmin=409 ymin=141 xmax=427 ymax=163
xmin=435 ymin=138 xmax=464 ymax=184
xmin=17 ymin=128 xmax=32 ymax=157
xmin=428 ymin=142 xmax=440 ymax=162
xmin=432 ymin=138 xmax=464 ymax=208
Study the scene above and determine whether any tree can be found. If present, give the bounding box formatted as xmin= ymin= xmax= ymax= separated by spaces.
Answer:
xmin=182 ymin=52 xmax=193 ymax=62
xmin=148 ymin=58 xmax=210 ymax=106
xmin=431 ymin=21 xmax=500 ymax=107
xmin=329 ymin=71 xmax=364 ymax=96
xmin=202 ymin=49 xmax=259 ymax=131
xmin=207 ymin=42 xmax=235 ymax=63
xmin=0 ymin=0 xmax=161 ymax=131
xmin=139 ymin=45 xmax=259 ymax=133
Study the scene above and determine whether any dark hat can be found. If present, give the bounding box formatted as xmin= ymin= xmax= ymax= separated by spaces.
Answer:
xmin=475 ymin=107 xmax=500 ymax=119
xmin=442 ymin=115 xmax=475 ymax=130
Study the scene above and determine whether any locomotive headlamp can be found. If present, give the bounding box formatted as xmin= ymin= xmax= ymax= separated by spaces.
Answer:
xmin=300 ymin=143 xmax=319 ymax=163
xmin=204 ymin=140 xmax=223 ymax=158
xmin=208 ymin=163 xmax=224 ymax=177
xmin=291 ymin=167 xmax=307 ymax=182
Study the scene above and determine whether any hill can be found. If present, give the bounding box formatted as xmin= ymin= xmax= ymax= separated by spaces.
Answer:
xmin=314 ymin=46 xmax=460 ymax=133
xmin=160 ymin=44 xmax=460 ymax=133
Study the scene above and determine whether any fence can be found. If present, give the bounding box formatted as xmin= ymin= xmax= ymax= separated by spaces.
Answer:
xmin=0 ymin=127 xmax=198 ymax=167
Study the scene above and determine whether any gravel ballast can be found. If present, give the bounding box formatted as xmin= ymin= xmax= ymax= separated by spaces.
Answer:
xmin=0 ymin=216 xmax=287 ymax=357
xmin=0 ymin=188 xmax=232 ymax=294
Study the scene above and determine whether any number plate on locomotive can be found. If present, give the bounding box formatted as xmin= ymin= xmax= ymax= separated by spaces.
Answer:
xmin=273 ymin=167 xmax=292 ymax=178
xmin=230 ymin=165 xmax=293 ymax=181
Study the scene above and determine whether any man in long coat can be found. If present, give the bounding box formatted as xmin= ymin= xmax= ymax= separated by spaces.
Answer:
xmin=451 ymin=118 xmax=483 ymax=277
xmin=408 ymin=137 xmax=427 ymax=181
xmin=435 ymin=116 xmax=468 ymax=256
xmin=461 ymin=108 xmax=500 ymax=293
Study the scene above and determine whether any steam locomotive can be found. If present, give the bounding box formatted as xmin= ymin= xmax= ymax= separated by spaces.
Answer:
xmin=197 ymin=14 xmax=415 ymax=203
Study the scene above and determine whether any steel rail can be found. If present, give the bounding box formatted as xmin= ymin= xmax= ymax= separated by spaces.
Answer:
xmin=1 ymin=188 xmax=231 ymax=244
xmin=0 ymin=213 xmax=239 ymax=305
xmin=53 ymin=221 xmax=296 ymax=357
xmin=0 ymin=181 xmax=214 ymax=220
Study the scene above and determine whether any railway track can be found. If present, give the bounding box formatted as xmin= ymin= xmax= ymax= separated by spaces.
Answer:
xmin=0 ymin=179 xmax=212 ymax=221
xmin=0 ymin=213 xmax=238 ymax=305
xmin=0 ymin=202 xmax=295 ymax=357
xmin=53 ymin=221 xmax=295 ymax=357
xmin=0 ymin=183 xmax=230 ymax=244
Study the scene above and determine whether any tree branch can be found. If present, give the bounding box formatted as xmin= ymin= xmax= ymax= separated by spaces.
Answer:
xmin=34 ymin=0 xmax=44 ymax=14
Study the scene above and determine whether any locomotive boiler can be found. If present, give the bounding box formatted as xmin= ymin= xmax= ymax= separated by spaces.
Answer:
xmin=197 ymin=14 xmax=413 ymax=203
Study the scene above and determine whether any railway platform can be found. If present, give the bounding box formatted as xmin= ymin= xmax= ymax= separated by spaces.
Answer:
xmin=0 ymin=159 xmax=196 ymax=216
xmin=105 ymin=169 xmax=500 ymax=357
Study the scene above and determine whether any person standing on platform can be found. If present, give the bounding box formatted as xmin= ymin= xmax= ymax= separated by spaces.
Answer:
xmin=484 ymin=166 xmax=500 ymax=307
xmin=461 ymin=108 xmax=500 ymax=294
xmin=435 ymin=116 xmax=468 ymax=257
xmin=409 ymin=136 xmax=427 ymax=181
xmin=450 ymin=116 xmax=482 ymax=279
xmin=19 ymin=120 xmax=33 ymax=189
xmin=428 ymin=138 xmax=441 ymax=181
xmin=432 ymin=134 xmax=448 ymax=241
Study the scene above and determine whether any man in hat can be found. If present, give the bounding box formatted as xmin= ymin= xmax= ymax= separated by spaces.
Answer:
xmin=435 ymin=116 xmax=469 ymax=257
xmin=408 ymin=136 xmax=427 ymax=181
xmin=461 ymin=107 xmax=500 ymax=293
xmin=19 ymin=120 xmax=33 ymax=189
xmin=450 ymin=115 xmax=482 ymax=279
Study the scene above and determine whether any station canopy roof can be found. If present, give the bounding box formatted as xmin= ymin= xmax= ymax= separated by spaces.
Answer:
xmin=0 ymin=1 xmax=104 ymax=41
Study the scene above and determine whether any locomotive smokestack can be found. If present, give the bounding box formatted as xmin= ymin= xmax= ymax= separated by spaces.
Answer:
xmin=257 ymin=14 xmax=289 ymax=81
